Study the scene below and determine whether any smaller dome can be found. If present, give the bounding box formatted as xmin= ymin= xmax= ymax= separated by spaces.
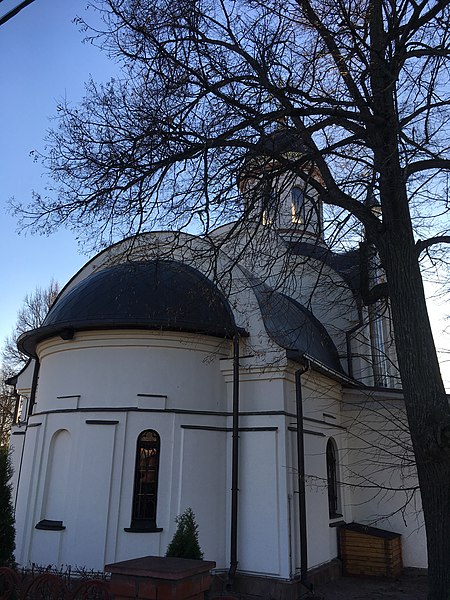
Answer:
xmin=254 ymin=129 xmax=310 ymax=156
xmin=18 ymin=260 xmax=238 ymax=358
xmin=250 ymin=277 xmax=343 ymax=374
xmin=288 ymin=241 xmax=361 ymax=294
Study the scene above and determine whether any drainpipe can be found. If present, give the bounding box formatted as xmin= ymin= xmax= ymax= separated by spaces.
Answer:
xmin=9 ymin=359 xmax=39 ymax=511
xmin=345 ymin=321 xmax=363 ymax=379
xmin=363 ymin=197 xmax=388 ymax=387
xmin=29 ymin=359 xmax=40 ymax=416
xmin=295 ymin=362 xmax=313 ymax=591
xmin=228 ymin=333 xmax=240 ymax=589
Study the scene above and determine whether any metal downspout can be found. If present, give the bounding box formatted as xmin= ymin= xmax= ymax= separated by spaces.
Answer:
xmin=227 ymin=333 xmax=240 ymax=590
xmin=295 ymin=363 xmax=313 ymax=591
xmin=29 ymin=358 xmax=40 ymax=416
xmin=14 ymin=359 xmax=39 ymax=511
xmin=345 ymin=321 xmax=363 ymax=379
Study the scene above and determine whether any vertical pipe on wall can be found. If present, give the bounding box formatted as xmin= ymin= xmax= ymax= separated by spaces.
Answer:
xmin=29 ymin=359 xmax=40 ymax=416
xmin=363 ymin=197 xmax=388 ymax=387
xmin=345 ymin=321 xmax=363 ymax=379
xmin=295 ymin=363 xmax=312 ymax=590
xmin=228 ymin=334 xmax=240 ymax=588
xmin=288 ymin=493 xmax=293 ymax=578
xmin=10 ymin=359 xmax=39 ymax=511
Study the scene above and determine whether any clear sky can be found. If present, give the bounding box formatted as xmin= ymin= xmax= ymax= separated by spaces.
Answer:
xmin=0 ymin=0 xmax=448 ymax=386
xmin=0 ymin=0 xmax=118 ymax=346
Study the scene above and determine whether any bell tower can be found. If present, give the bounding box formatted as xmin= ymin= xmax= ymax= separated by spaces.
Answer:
xmin=238 ymin=130 xmax=324 ymax=243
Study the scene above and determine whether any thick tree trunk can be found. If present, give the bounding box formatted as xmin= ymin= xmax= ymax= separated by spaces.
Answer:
xmin=368 ymin=3 xmax=450 ymax=595
xmin=373 ymin=91 xmax=450 ymax=600
xmin=373 ymin=110 xmax=450 ymax=600
xmin=379 ymin=231 xmax=450 ymax=600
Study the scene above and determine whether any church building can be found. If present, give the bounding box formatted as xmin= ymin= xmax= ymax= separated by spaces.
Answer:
xmin=8 ymin=134 xmax=427 ymax=593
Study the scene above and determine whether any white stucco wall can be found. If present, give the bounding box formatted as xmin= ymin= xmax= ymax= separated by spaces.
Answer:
xmin=10 ymin=226 xmax=414 ymax=581
xmin=13 ymin=332 xmax=232 ymax=570
xmin=342 ymin=389 xmax=427 ymax=568
xmin=286 ymin=370 xmax=351 ymax=574
xmin=13 ymin=332 xmax=317 ymax=579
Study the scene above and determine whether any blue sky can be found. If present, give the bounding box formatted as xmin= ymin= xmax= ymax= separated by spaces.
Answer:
xmin=0 ymin=0 xmax=118 ymax=346
xmin=0 ymin=0 xmax=448 ymax=386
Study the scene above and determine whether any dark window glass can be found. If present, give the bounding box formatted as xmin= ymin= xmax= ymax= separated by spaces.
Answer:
xmin=131 ymin=430 xmax=160 ymax=530
xmin=326 ymin=438 xmax=341 ymax=518
xmin=291 ymin=187 xmax=305 ymax=223
xmin=262 ymin=183 xmax=277 ymax=225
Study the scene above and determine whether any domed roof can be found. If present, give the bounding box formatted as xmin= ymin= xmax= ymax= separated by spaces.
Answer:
xmin=288 ymin=241 xmax=361 ymax=293
xmin=254 ymin=129 xmax=310 ymax=156
xmin=250 ymin=277 xmax=343 ymax=374
xmin=238 ymin=129 xmax=310 ymax=181
xmin=18 ymin=260 xmax=238 ymax=358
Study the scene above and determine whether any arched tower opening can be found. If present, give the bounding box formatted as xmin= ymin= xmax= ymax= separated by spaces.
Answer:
xmin=238 ymin=130 xmax=324 ymax=243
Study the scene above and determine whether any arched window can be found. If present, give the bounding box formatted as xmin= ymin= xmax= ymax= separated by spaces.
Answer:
xmin=262 ymin=185 xmax=277 ymax=225
xmin=291 ymin=187 xmax=305 ymax=223
xmin=326 ymin=438 xmax=341 ymax=519
xmin=130 ymin=430 xmax=161 ymax=531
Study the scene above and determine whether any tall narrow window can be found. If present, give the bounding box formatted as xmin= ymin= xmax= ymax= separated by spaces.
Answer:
xmin=291 ymin=187 xmax=305 ymax=223
xmin=326 ymin=438 xmax=341 ymax=519
xmin=262 ymin=186 xmax=277 ymax=225
xmin=131 ymin=430 xmax=161 ymax=531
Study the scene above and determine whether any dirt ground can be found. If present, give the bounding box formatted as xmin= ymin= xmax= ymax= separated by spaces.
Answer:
xmin=313 ymin=571 xmax=428 ymax=600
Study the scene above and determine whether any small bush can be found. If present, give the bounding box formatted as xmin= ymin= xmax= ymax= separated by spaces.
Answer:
xmin=165 ymin=508 xmax=203 ymax=560
xmin=0 ymin=446 xmax=15 ymax=566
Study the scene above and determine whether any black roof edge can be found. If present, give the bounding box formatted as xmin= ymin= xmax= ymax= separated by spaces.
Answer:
xmin=4 ymin=358 xmax=33 ymax=387
xmin=18 ymin=322 xmax=249 ymax=359
xmin=348 ymin=384 xmax=404 ymax=393
xmin=286 ymin=350 xmax=363 ymax=388
xmin=340 ymin=522 xmax=400 ymax=539
xmin=5 ymin=374 xmax=17 ymax=386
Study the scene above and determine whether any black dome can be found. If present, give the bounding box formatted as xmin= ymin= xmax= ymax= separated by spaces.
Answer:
xmin=18 ymin=260 xmax=238 ymax=357
xmin=255 ymin=129 xmax=310 ymax=156
xmin=288 ymin=241 xmax=361 ymax=294
xmin=250 ymin=277 xmax=343 ymax=374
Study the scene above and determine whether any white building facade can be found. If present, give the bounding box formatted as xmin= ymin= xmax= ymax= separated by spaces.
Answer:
xmin=9 ymin=142 xmax=427 ymax=591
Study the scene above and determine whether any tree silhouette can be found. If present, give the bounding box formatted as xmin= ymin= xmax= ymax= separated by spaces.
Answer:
xmin=0 ymin=447 xmax=15 ymax=567
xmin=11 ymin=1 xmax=450 ymax=597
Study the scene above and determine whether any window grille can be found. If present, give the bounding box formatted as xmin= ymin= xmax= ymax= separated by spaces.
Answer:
xmin=326 ymin=438 xmax=341 ymax=519
xmin=131 ymin=430 xmax=160 ymax=530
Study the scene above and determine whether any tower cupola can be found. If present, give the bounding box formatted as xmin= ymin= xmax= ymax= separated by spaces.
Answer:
xmin=238 ymin=130 xmax=324 ymax=242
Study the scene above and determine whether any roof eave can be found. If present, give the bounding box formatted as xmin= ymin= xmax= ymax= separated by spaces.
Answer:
xmin=286 ymin=349 xmax=363 ymax=388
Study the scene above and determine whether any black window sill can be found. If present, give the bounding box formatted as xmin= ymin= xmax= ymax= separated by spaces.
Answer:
xmin=124 ymin=519 xmax=162 ymax=533
xmin=35 ymin=520 xmax=66 ymax=531
xmin=329 ymin=521 xmax=345 ymax=528
xmin=329 ymin=515 xmax=345 ymax=528
xmin=124 ymin=526 xmax=163 ymax=533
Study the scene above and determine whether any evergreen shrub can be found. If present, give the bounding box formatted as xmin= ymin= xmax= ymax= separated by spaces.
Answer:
xmin=0 ymin=446 xmax=15 ymax=566
xmin=165 ymin=507 xmax=203 ymax=560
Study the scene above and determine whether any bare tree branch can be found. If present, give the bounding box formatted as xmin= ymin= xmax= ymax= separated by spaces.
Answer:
xmin=405 ymin=158 xmax=450 ymax=178
xmin=416 ymin=235 xmax=450 ymax=255
xmin=0 ymin=0 xmax=36 ymax=27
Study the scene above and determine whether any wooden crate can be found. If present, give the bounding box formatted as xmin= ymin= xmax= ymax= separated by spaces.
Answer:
xmin=339 ymin=523 xmax=403 ymax=578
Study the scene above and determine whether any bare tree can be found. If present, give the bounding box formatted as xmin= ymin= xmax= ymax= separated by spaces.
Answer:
xmin=11 ymin=1 xmax=450 ymax=597
xmin=0 ymin=0 xmax=37 ymax=28
xmin=2 ymin=280 xmax=59 ymax=377
xmin=1 ymin=281 xmax=59 ymax=445
xmin=0 ymin=376 xmax=16 ymax=448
